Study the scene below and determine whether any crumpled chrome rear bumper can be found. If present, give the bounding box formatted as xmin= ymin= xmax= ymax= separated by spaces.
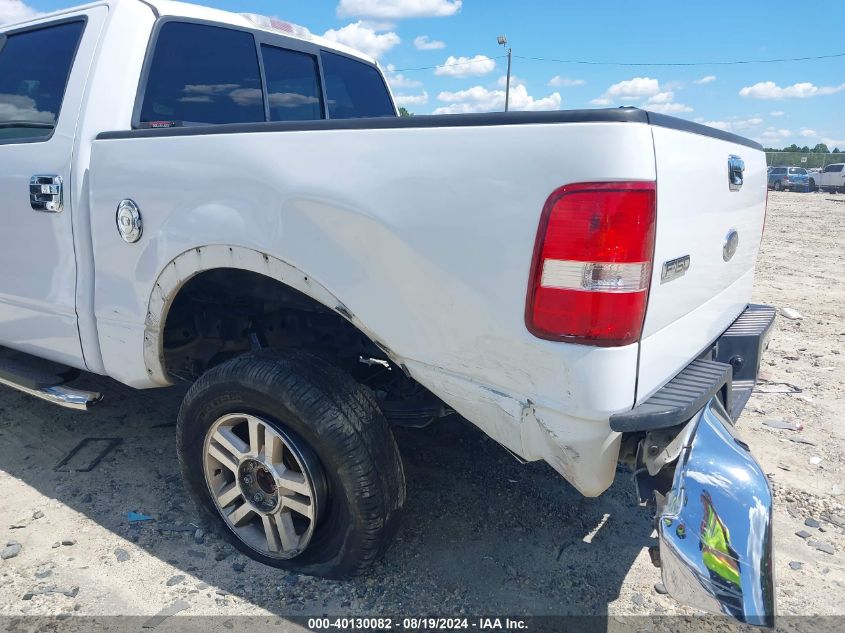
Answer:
xmin=657 ymin=396 xmax=775 ymax=627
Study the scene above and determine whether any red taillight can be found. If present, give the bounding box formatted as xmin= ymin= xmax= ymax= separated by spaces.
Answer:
xmin=525 ymin=181 xmax=656 ymax=346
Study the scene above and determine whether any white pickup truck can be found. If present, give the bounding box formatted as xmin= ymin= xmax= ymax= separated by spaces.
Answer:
xmin=809 ymin=163 xmax=845 ymax=192
xmin=0 ymin=0 xmax=776 ymax=624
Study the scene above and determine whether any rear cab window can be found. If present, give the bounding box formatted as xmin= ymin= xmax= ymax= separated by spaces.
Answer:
xmin=788 ymin=168 xmax=806 ymax=175
xmin=261 ymin=44 xmax=323 ymax=122
xmin=0 ymin=20 xmax=85 ymax=142
xmin=321 ymin=51 xmax=395 ymax=119
xmin=137 ymin=20 xmax=394 ymax=128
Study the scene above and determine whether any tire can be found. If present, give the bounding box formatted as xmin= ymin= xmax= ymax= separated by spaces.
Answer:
xmin=774 ymin=180 xmax=782 ymax=191
xmin=177 ymin=349 xmax=405 ymax=578
xmin=809 ymin=179 xmax=817 ymax=192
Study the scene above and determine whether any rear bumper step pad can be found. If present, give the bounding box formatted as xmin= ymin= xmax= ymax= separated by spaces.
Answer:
xmin=611 ymin=304 xmax=776 ymax=432
xmin=611 ymin=359 xmax=732 ymax=432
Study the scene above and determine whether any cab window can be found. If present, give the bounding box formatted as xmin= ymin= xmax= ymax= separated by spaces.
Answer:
xmin=139 ymin=22 xmax=264 ymax=126
xmin=261 ymin=45 xmax=323 ymax=122
xmin=0 ymin=21 xmax=85 ymax=141
xmin=321 ymin=51 xmax=394 ymax=119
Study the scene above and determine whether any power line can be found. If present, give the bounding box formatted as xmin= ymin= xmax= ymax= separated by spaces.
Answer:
xmin=385 ymin=51 xmax=845 ymax=73
xmin=513 ymin=51 xmax=845 ymax=67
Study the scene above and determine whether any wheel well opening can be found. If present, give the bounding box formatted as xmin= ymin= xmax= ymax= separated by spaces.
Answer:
xmin=162 ymin=268 xmax=447 ymax=426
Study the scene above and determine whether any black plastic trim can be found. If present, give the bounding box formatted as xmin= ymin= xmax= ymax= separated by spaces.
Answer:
xmin=96 ymin=106 xmax=763 ymax=148
xmin=645 ymin=111 xmax=762 ymax=150
xmin=611 ymin=303 xmax=776 ymax=432
xmin=98 ymin=107 xmax=647 ymax=139
xmin=610 ymin=359 xmax=733 ymax=433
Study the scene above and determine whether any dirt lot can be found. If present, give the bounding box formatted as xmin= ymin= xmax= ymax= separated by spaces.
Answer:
xmin=0 ymin=191 xmax=843 ymax=627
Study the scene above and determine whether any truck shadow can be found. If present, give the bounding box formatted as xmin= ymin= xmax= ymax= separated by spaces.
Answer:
xmin=0 ymin=374 xmax=653 ymax=621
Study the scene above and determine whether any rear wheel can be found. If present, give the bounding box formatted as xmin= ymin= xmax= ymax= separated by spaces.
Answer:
xmin=809 ymin=178 xmax=817 ymax=192
xmin=774 ymin=180 xmax=782 ymax=191
xmin=177 ymin=350 xmax=406 ymax=578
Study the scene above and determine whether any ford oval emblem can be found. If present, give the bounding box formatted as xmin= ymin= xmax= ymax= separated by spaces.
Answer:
xmin=723 ymin=228 xmax=739 ymax=262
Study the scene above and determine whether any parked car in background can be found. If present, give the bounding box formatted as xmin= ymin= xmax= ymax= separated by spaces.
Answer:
xmin=809 ymin=163 xmax=845 ymax=192
xmin=767 ymin=166 xmax=809 ymax=191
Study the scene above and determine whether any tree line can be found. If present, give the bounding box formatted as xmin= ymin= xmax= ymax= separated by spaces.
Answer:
xmin=764 ymin=143 xmax=840 ymax=154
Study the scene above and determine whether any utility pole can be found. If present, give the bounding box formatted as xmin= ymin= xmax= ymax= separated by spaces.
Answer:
xmin=497 ymin=35 xmax=511 ymax=112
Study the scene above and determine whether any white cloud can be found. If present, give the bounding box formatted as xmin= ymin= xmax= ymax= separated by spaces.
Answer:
xmin=800 ymin=128 xmax=817 ymax=138
xmin=434 ymin=55 xmax=496 ymax=78
xmin=414 ymin=35 xmax=445 ymax=50
xmin=694 ymin=75 xmax=717 ymax=84
xmin=739 ymin=81 xmax=845 ymax=100
xmin=322 ymin=21 xmax=400 ymax=59
xmin=548 ymin=76 xmax=585 ymax=88
xmin=696 ymin=117 xmax=763 ymax=132
xmin=822 ymin=137 xmax=845 ymax=149
xmin=646 ymin=101 xmax=693 ymax=114
xmin=756 ymin=127 xmax=793 ymax=144
xmin=384 ymin=64 xmax=422 ymax=89
xmin=0 ymin=94 xmax=54 ymax=122
xmin=770 ymin=111 xmax=785 ymax=117
xmin=394 ymin=91 xmax=429 ymax=106
xmin=647 ymin=91 xmax=674 ymax=104
xmin=591 ymin=77 xmax=691 ymax=113
xmin=434 ymin=84 xmax=561 ymax=114
xmin=606 ymin=76 xmax=661 ymax=99
xmin=338 ymin=0 xmax=461 ymax=19
xmin=0 ymin=0 xmax=39 ymax=23
xmin=497 ymin=75 xmax=525 ymax=88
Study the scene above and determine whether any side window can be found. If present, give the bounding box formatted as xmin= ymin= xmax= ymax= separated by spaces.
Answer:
xmin=321 ymin=51 xmax=395 ymax=119
xmin=260 ymin=45 xmax=323 ymax=122
xmin=832 ymin=165 xmax=844 ymax=173
xmin=139 ymin=22 xmax=263 ymax=126
xmin=0 ymin=21 xmax=85 ymax=142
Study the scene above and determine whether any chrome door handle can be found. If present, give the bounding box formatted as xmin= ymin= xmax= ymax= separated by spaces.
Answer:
xmin=728 ymin=155 xmax=744 ymax=192
xmin=30 ymin=175 xmax=63 ymax=212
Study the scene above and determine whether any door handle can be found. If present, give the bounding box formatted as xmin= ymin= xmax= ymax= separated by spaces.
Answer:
xmin=30 ymin=175 xmax=63 ymax=212
xmin=728 ymin=155 xmax=744 ymax=192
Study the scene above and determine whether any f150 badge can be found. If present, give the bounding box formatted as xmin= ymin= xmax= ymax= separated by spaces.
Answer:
xmin=661 ymin=255 xmax=690 ymax=284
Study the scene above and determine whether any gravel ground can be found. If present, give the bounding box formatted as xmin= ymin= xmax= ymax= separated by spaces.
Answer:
xmin=0 ymin=191 xmax=843 ymax=627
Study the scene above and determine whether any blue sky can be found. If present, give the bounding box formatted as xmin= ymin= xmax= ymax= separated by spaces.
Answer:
xmin=8 ymin=0 xmax=845 ymax=148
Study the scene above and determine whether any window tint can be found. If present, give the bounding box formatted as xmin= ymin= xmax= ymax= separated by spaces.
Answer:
xmin=261 ymin=45 xmax=323 ymax=122
xmin=789 ymin=168 xmax=806 ymax=174
xmin=139 ymin=22 xmax=263 ymax=126
xmin=321 ymin=51 xmax=394 ymax=119
xmin=0 ymin=21 xmax=84 ymax=141
xmin=831 ymin=164 xmax=844 ymax=173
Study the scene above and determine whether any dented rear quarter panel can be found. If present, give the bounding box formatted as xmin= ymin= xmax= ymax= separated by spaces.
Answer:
xmin=90 ymin=120 xmax=656 ymax=494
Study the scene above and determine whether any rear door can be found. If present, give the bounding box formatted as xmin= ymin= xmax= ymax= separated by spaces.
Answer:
xmin=0 ymin=8 xmax=105 ymax=366
xmin=636 ymin=124 xmax=767 ymax=401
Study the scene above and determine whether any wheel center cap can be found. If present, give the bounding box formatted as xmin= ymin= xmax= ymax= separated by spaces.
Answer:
xmin=238 ymin=458 xmax=279 ymax=513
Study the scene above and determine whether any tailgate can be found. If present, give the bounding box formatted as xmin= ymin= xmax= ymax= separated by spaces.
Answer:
xmin=637 ymin=123 xmax=767 ymax=403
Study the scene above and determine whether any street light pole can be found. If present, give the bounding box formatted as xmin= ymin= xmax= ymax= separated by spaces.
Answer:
xmin=497 ymin=35 xmax=511 ymax=112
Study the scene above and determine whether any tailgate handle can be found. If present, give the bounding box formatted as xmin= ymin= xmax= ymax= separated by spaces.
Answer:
xmin=728 ymin=155 xmax=744 ymax=192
